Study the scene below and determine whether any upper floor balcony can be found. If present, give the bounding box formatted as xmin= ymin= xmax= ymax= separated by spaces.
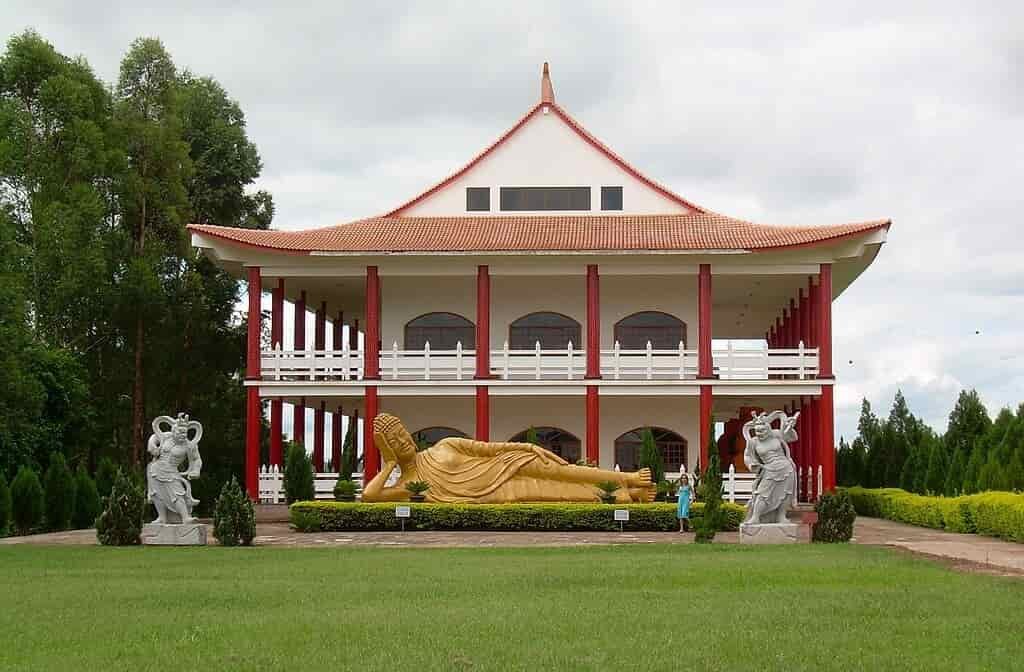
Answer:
xmin=260 ymin=340 xmax=819 ymax=383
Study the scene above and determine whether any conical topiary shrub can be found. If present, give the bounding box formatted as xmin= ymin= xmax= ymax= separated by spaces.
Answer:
xmin=43 ymin=452 xmax=76 ymax=531
xmin=11 ymin=466 xmax=44 ymax=535
xmin=213 ymin=477 xmax=256 ymax=546
xmin=638 ymin=428 xmax=665 ymax=485
xmin=284 ymin=442 xmax=315 ymax=504
xmin=96 ymin=469 xmax=144 ymax=546
xmin=695 ymin=448 xmax=723 ymax=544
xmin=72 ymin=466 xmax=101 ymax=529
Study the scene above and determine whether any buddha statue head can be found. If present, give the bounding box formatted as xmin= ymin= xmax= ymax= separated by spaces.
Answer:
xmin=373 ymin=413 xmax=418 ymax=467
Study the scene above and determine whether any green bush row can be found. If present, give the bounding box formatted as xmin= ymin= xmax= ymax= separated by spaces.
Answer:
xmin=290 ymin=501 xmax=746 ymax=533
xmin=844 ymin=487 xmax=1024 ymax=542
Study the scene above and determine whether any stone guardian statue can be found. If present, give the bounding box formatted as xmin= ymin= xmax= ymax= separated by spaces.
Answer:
xmin=142 ymin=413 xmax=207 ymax=545
xmin=742 ymin=410 xmax=798 ymax=525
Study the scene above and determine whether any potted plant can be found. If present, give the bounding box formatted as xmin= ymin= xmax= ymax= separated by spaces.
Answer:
xmin=405 ymin=480 xmax=430 ymax=502
xmin=333 ymin=478 xmax=357 ymax=502
xmin=595 ymin=481 xmax=619 ymax=504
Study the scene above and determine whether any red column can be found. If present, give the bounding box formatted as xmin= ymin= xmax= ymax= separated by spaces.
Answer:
xmin=699 ymin=386 xmax=713 ymax=471
xmin=334 ymin=310 xmax=344 ymax=351
xmin=698 ymin=264 xmax=713 ymax=378
xmin=475 ymin=265 xmax=491 ymax=379
xmin=586 ymin=386 xmax=599 ymax=464
xmin=799 ymin=289 xmax=809 ymax=347
xmin=245 ymin=267 xmax=262 ymax=500
xmin=475 ymin=386 xmax=489 ymax=441
xmin=313 ymin=401 xmax=325 ymax=471
xmin=331 ymin=405 xmax=343 ymax=471
xmin=364 ymin=387 xmax=379 ymax=479
xmin=351 ymin=318 xmax=359 ymax=351
xmin=586 ymin=264 xmax=601 ymax=379
xmin=365 ymin=267 xmax=380 ymax=379
xmin=269 ymin=278 xmax=284 ymax=466
xmin=363 ymin=266 xmax=381 ymax=480
xmin=774 ymin=317 xmax=782 ymax=347
xmin=315 ymin=301 xmax=326 ymax=351
xmin=293 ymin=290 xmax=307 ymax=445
xmin=818 ymin=263 xmax=835 ymax=491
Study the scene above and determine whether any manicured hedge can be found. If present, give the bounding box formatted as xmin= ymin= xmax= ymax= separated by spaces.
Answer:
xmin=290 ymin=501 xmax=746 ymax=533
xmin=845 ymin=487 xmax=1024 ymax=542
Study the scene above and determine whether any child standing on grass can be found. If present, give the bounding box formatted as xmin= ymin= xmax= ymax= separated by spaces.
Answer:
xmin=677 ymin=473 xmax=692 ymax=532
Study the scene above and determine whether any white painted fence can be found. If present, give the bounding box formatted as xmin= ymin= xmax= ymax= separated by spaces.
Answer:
xmin=258 ymin=465 xmax=364 ymax=504
xmin=261 ymin=340 xmax=818 ymax=383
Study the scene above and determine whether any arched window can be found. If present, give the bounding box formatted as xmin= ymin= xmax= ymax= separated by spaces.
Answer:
xmin=405 ymin=312 xmax=475 ymax=350
xmin=509 ymin=427 xmax=581 ymax=463
xmin=411 ymin=426 xmax=468 ymax=450
xmin=509 ymin=312 xmax=581 ymax=349
xmin=614 ymin=427 xmax=688 ymax=473
xmin=614 ymin=311 xmax=686 ymax=349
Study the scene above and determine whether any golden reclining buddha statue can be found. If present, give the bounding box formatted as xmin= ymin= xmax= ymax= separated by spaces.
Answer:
xmin=363 ymin=414 xmax=655 ymax=503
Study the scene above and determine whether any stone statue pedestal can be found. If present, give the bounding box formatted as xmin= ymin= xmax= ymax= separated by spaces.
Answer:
xmin=739 ymin=522 xmax=804 ymax=544
xmin=142 ymin=522 xmax=208 ymax=546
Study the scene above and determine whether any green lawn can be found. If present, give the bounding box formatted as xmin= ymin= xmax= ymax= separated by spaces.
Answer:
xmin=1 ymin=544 xmax=1021 ymax=671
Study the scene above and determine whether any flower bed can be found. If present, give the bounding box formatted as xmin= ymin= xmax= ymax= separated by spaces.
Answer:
xmin=290 ymin=501 xmax=745 ymax=533
xmin=844 ymin=487 xmax=1024 ymax=542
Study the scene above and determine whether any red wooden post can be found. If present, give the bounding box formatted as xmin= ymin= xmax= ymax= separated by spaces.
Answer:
xmin=818 ymin=263 xmax=835 ymax=491
xmin=586 ymin=386 xmax=599 ymax=464
xmin=774 ymin=317 xmax=782 ymax=347
xmin=293 ymin=290 xmax=307 ymax=445
xmin=334 ymin=310 xmax=344 ymax=351
xmin=699 ymin=385 xmax=713 ymax=470
xmin=245 ymin=266 xmax=262 ymax=500
xmin=365 ymin=267 xmax=380 ymax=379
xmin=331 ymin=405 xmax=343 ymax=471
xmin=475 ymin=265 xmax=491 ymax=379
xmin=475 ymin=386 xmax=489 ymax=440
xmin=799 ymin=289 xmax=809 ymax=347
xmin=364 ymin=387 xmax=379 ymax=479
xmin=698 ymin=264 xmax=713 ymax=378
xmin=313 ymin=401 xmax=325 ymax=471
xmin=586 ymin=264 xmax=601 ymax=379
xmin=351 ymin=318 xmax=359 ymax=351
xmin=269 ymin=278 xmax=284 ymax=466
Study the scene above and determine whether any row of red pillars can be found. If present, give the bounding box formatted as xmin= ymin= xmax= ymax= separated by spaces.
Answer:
xmin=245 ymin=264 xmax=835 ymax=499
xmin=765 ymin=266 xmax=836 ymax=494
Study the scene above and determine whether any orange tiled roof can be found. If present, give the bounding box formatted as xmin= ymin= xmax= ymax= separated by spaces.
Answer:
xmin=188 ymin=214 xmax=890 ymax=254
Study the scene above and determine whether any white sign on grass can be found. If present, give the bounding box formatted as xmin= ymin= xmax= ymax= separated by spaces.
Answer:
xmin=614 ymin=509 xmax=629 ymax=522
xmin=395 ymin=505 xmax=411 ymax=519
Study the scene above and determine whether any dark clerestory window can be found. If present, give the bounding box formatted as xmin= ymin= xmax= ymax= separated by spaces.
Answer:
xmin=601 ymin=186 xmax=623 ymax=211
xmin=499 ymin=187 xmax=591 ymax=211
xmin=466 ymin=187 xmax=490 ymax=211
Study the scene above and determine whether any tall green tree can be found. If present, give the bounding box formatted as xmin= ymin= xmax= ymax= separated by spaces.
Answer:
xmin=113 ymin=37 xmax=191 ymax=465
xmin=922 ymin=431 xmax=947 ymax=494
xmin=945 ymin=389 xmax=990 ymax=459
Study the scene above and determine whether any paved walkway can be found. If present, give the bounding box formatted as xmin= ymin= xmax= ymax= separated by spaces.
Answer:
xmin=3 ymin=514 xmax=1022 ymax=575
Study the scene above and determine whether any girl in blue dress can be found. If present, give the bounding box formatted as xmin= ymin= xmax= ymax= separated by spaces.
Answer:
xmin=677 ymin=473 xmax=692 ymax=532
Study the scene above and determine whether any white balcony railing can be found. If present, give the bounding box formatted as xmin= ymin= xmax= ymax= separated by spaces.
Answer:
xmin=261 ymin=340 xmax=819 ymax=383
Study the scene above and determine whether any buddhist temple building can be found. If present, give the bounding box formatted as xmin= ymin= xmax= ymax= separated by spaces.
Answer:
xmin=189 ymin=63 xmax=890 ymax=501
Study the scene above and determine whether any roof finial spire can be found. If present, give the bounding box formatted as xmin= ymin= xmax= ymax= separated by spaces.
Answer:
xmin=540 ymin=61 xmax=555 ymax=104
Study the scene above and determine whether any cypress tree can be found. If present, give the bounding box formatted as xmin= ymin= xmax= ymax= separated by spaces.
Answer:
xmin=42 ymin=452 xmax=76 ymax=531
xmin=340 ymin=423 xmax=358 ymax=480
xmin=72 ymin=466 xmax=101 ymax=529
xmin=283 ymin=442 xmax=314 ymax=503
xmin=96 ymin=469 xmax=144 ymax=545
xmin=0 ymin=473 xmax=11 ymax=535
xmin=923 ymin=435 xmax=947 ymax=495
xmin=11 ymin=466 xmax=44 ymax=534
xmin=637 ymin=428 xmax=665 ymax=485
xmin=944 ymin=448 xmax=966 ymax=497
xmin=695 ymin=449 xmax=722 ymax=544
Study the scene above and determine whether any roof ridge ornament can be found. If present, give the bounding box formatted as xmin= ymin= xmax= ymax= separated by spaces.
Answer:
xmin=541 ymin=61 xmax=555 ymax=104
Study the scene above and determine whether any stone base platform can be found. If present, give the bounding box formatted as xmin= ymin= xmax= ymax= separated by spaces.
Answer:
xmin=739 ymin=522 xmax=804 ymax=544
xmin=142 ymin=522 xmax=208 ymax=546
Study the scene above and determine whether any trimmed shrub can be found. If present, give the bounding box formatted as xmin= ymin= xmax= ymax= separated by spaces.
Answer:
xmin=43 ymin=452 xmax=76 ymax=531
xmin=333 ymin=478 xmax=357 ymax=501
xmin=695 ymin=451 xmax=723 ymax=543
xmin=213 ymin=477 xmax=256 ymax=546
xmin=96 ymin=469 xmax=145 ymax=546
xmin=95 ymin=457 xmax=118 ymax=501
xmin=845 ymin=487 xmax=1024 ymax=543
xmin=284 ymin=442 xmax=315 ymax=504
xmin=0 ymin=473 xmax=11 ymax=535
xmin=290 ymin=501 xmax=746 ymax=533
xmin=72 ymin=466 xmax=101 ymax=529
xmin=11 ymin=466 xmax=44 ymax=535
xmin=812 ymin=490 xmax=856 ymax=542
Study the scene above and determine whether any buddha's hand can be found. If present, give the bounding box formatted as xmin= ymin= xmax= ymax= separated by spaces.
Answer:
xmin=531 ymin=446 xmax=568 ymax=466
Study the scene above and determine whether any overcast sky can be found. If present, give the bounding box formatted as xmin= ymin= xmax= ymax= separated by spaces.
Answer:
xmin=6 ymin=1 xmax=1023 ymax=441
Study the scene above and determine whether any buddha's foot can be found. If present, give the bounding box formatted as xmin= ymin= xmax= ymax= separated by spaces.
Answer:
xmin=633 ymin=467 xmax=653 ymax=487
